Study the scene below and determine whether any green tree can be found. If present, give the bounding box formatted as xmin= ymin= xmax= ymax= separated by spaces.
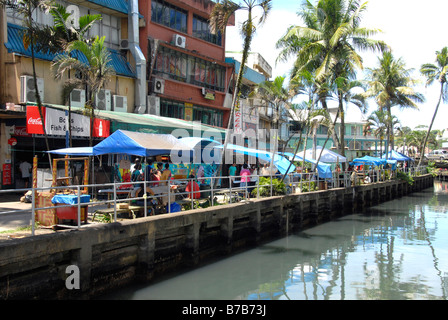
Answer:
xmin=251 ymin=76 xmax=291 ymax=171
xmin=210 ymin=0 xmax=271 ymax=175
xmin=363 ymin=51 xmax=424 ymax=158
xmin=1 ymin=0 xmax=54 ymax=167
xmin=364 ymin=109 xmax=387 ymax=155
xmin=276 ymin=0 xmax=387 ymax=156
xmin=51 ymin=36 xmax=115 ymax=146
xmin=418 ymin=47 xmax=448 ymax=166
xmin=40 ymin=4 xmax=101 ymax=147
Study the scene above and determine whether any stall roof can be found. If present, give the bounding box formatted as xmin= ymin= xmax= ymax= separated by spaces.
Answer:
xmin=303 ymin=146 xmax=347 ymax=163
xmin=381 ymin=150 xmax=413 ymax=161
xmin=352 ymin=155 xmax=397 ymax=166
xmin=92 ymin=130 xmax=192 ymax=157
xmin=216 ymin=144 xmax=296 ymax=175
xmin=48 ymin=147 xmax=94 ymax=156
xmin=38 ymin=104 xmax=226 ymax=136
xmin=282 ymin=152 xmax=332 ymax=179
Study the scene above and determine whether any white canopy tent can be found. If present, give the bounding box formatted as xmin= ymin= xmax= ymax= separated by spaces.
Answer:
xmin=303 ymin=146 xmax=347 ymax=163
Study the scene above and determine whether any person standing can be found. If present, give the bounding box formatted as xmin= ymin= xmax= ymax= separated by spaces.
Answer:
xmin=160 ymin=163 xmax=172 ymax=186
xmin=240 ymin=164 xmax=251 ymax=187
xmin=19 ymin=160 xmax=32 ymax=189
xmin=228 ymin=162 xmax=237 ymax=186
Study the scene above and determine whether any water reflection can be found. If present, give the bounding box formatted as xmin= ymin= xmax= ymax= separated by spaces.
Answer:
xmin=108 ymin=181 xmax=448 ymax=300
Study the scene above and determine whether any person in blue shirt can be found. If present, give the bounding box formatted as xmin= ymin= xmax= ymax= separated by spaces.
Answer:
xmin=228 ymin=162 xmax=237 ymax=186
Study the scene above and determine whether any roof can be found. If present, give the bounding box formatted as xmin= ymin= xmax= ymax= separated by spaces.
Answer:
xmin=92 ymin=130 xmax=193 ymax=157
xmin=5 ymin=23 xmax=136 ymax=78
xmin=43 ymin=104 xmax=226 ymax=136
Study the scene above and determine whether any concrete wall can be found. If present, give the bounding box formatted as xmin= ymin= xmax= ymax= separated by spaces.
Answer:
xmin=0 ymin=175 xmax=433 ymax=299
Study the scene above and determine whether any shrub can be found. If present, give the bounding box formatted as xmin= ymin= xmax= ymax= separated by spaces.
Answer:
xmin=251 ymin=177 xmax=286 ymax=197
xmin=396 ymin=171 xmax=414 ymax=185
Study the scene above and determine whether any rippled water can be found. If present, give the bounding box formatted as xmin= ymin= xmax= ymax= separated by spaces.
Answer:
xmin=106 ymin=181 xmax=448 ymax=300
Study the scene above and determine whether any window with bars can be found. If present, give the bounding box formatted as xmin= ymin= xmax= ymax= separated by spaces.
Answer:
xmin=160 ymin=98 xmax=223 ymax=127
xmin=192 ymin=14 xmax=222 ymax=46
xmin=154 ymin=46 xmax=226 ymax=91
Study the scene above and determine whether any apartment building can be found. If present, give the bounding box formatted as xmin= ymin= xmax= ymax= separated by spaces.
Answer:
xmin=138 ymin=0 xmax=234 ymax=128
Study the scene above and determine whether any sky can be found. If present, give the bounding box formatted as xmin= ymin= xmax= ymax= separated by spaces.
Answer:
xmin=225 ymin=0 xmax=448 ymax=132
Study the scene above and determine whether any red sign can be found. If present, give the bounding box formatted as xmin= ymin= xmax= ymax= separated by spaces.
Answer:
xmin=14 ymin=126 xmax=31 ymax=137
xmin=7 ymin=138 xmax=17 ymax=146
xmin=26 ymin=106 xmax=46 ymax=134
xmin=2 ymin=164 xmax=12 ymax=185
xmin=93 ymin=118 xmax=110 ymax=138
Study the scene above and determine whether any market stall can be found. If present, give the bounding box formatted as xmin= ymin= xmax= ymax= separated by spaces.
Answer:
xmin=32 ymin=155 xmax=90 ymax=226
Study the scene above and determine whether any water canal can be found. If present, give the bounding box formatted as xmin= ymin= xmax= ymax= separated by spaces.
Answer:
xmin=103 ymin=181 xmax=448 ymax=300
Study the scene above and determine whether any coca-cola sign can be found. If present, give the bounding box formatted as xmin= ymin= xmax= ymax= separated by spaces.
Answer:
xmin=14 ymin=126 xmax=31 ymax=137
xmin=26 ymin=106 xmax=46 ymax=134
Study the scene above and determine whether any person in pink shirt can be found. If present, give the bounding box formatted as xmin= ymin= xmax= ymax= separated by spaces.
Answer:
xmin=240 ymin=164 xmax=251 ymax=187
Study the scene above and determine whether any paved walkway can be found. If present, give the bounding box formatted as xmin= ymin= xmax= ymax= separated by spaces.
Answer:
xmin=0 ymin=193 xmax=33 ymax=232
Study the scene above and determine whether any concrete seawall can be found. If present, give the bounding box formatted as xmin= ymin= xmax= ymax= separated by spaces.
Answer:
xmin=0 ymin=174 xmax=433 ymax=299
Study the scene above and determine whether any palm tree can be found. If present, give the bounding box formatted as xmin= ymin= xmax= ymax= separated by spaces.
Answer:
xmin=364 ymin=110 xmax=387 ymax=156
xmin=335 ymin=73 xmax=366 ymax=160
xmin=209 ymin=0 xmax=271 ymax=176
xmin=52 ymin=36 xmax=115 ymax=146
xmin=37 ymin=4 xmax=102 ymax=147
xmin=276 ymin=0 xmax=387 ymax=156
xmin=418 ymin=47 xmax=448 ymax=166
xmin=251 ymin=76 xmax=291 ymax=171
xmin=1 ymin=0 xmax=54 ymax=167
xmin=363 ymin=51 xmax=425 ymax=158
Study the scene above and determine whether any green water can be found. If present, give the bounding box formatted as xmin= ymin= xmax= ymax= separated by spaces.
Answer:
xmin=106 ymin=181 xmax=448 ymax=300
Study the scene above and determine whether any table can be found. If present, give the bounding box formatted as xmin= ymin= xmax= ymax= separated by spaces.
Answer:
xmin=51 ymin=194 xmax=90 ymax=222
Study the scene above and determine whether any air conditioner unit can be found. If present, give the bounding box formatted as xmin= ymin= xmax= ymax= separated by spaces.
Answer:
xmin=153 ymin=78 xmax=165 ymax=94
xmin=172 ymin=34 xmax=186 ymax=48
xmin=95 ymin=89 xmax=111 ymax=111
xmin=20 ymin=75 xmax=44 ymax=103
xmin=147 ymin=95 xmax=160 ymax=116
xmin=120 ymin=39 xmax=130 ymax=50
xmin=113 ymin=95 xmax=128 ymax=112
xmin=70 ymin=89 xmax=86 ymax=108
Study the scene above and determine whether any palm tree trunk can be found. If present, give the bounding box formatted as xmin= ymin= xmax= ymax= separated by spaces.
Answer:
xmin=29 ymin=16 xmax=52 ymax=171
xmin=214 ymin=9 xmax=254 ymax=188
xmin=338 ymin=93 xmax=345 ymax=157
xmin=321 ymin=97 xmax=340 ymax=151
xmin=418 ymin=83 xmax=444 ymax=167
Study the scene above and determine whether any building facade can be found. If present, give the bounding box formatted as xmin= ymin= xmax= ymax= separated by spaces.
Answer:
xmin=0 ymin=0 xmax=235 ymax=189
xmin=139 ymin=0 xmax=234 ymax=128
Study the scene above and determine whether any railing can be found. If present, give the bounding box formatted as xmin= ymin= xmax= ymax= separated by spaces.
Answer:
xmin=0 ymin=165 xmax=428 ymax=236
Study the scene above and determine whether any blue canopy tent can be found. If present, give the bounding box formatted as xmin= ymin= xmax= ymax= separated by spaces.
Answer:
xmin=48 ymin=147 xmax=94 ymax=156
xmin=352 ymin=155 xmax=388 ymax=166
xmin=282 ymin=152 xmax=332 ymax=179
xmin=92 ymin=130 xmax=192 ymax=157
xmin=215 ymin=144 xmax=296 ymax=175
xmin=381 ymin=150 xmax=413 ymax=161
xmin=352 ymin=155 xmax=397 ymax=169
xmin=178 ymin=137 xmax=221 ymax=163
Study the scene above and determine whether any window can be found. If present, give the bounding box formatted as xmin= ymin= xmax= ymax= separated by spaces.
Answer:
xmin=160 ymin=98 xmax=223 ymax=127
xmin=193 ymin=15 xmax=222 ymax=46
xmin=151 ymin=0 xmax=187 ymax=33
xmin=154 ymin=46 xmax=226 ymax=91
xmin=160 ymin=99 xmax=185 ymax=119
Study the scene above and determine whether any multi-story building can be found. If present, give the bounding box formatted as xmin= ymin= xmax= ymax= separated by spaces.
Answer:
xmin=139 ymin=0 xmax=234 ymax=128
xmin=0 ymin=0 xmax=234 ymax=188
